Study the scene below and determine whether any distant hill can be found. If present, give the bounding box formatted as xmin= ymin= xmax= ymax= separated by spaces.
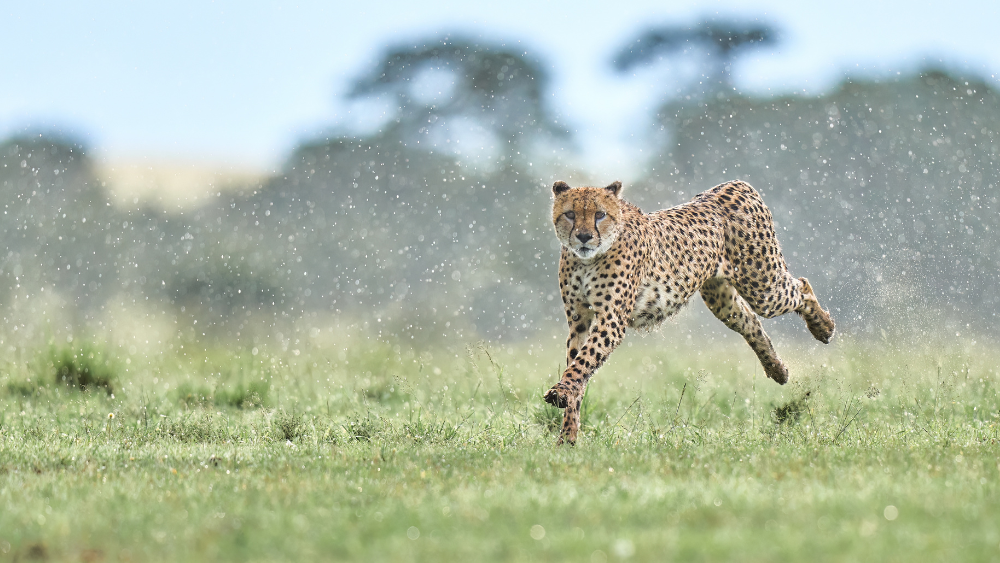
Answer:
xmin=95 ymin=159 xmax=263 ymax=210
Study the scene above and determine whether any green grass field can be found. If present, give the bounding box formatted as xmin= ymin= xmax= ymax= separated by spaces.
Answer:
xmin=1 ymin=332 xmax=998 ymax=562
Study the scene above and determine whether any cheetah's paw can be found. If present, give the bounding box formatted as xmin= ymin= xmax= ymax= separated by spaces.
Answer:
xmin=543 ymin=386 xmax=570 ymax=409
xmin=765 ymin=362 xmax=789 ymax=385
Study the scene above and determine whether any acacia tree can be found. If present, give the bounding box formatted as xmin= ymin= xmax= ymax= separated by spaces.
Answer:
xmin=349 ymin=35 xmax=566 ymax=162
xmin=613 ymin=19 xmax=778 ymax=94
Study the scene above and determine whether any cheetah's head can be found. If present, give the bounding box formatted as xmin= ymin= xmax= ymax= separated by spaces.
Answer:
xmin=551 ymin=180 xmax=623 ymax=260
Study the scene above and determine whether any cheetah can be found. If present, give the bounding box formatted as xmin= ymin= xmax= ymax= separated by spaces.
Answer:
xmin=544 ymin=180 xmax=835 ymax=445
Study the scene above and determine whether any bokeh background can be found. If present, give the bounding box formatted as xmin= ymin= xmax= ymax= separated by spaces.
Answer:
xmin=2 ymin=0 xmax=999 ymax=355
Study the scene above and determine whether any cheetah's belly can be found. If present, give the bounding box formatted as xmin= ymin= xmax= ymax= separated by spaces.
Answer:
xmin=628 ymin=278 xmax=689 ymax=331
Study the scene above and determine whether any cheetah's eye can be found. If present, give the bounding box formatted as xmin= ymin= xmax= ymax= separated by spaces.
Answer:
xmin=595 ymin=211 xmax=606 ymax=220
xmin=564 ymin=211 xmax=575 ymax=221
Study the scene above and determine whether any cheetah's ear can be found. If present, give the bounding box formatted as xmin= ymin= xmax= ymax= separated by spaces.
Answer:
xmin=605 ymin=181 xmax=623 ymax=197
xmin=552 ymin=181 xmax=571 ymax=195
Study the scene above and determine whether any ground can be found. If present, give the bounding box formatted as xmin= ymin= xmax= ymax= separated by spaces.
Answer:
xmin=1 ymin=334 xmax=998 ymax=562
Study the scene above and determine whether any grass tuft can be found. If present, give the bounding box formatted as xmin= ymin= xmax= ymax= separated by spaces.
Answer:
xmin=174 ymin=381 xmax=269 ymax=409
xmin=214 ymin=381 xmax=269 ymax=409
xmin=773 ymin=390 xmax=811 ymax=425
xmin=6 ymin=379 xmax=39 ymax=397
xmin=344 ymin=412 xmax=383 ymax=442
xmin=175 ymin=382 xmax=213 ymax=408
xmin=49 ymin=343 xmax=115 ymax=395
xmin=273 ymin=409 xmax=305 ymax=441
xmin=161 ymin=412 xmax=227 ymax=443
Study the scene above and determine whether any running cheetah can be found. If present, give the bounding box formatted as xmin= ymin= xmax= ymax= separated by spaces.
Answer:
xmin=544 ymin=180 xmax=835 ymax=444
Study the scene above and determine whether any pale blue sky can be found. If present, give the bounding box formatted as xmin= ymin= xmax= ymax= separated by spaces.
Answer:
xmin=2 ymin=0 xmax=998 ymax=176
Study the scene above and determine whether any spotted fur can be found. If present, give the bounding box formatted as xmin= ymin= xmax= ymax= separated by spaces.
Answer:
xmin=544 ymin=180 xmax=835 ymax=445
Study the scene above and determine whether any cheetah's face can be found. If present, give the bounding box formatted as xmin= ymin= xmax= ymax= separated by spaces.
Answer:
xmin=551 ymin=180 xmax=623 ymax=260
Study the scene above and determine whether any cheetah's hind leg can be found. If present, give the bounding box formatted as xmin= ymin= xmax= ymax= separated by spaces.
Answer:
xmin=795 ymin=277 xmax=835 ymax=344
xmin=701 ymin=278 xmax=789 ymax=385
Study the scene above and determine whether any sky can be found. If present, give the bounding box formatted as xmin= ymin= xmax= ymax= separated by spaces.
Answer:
xmin=2 ymin=0 xmax=999 ymax=178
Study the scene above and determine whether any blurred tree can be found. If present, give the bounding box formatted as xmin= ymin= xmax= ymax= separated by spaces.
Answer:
xmin=350 ymin=35 xmax=566 ymax=162
xmin=613 ymin=19 xmax=778 ymax=94
xmin=0 ymin=135 xmax=120 ymax=320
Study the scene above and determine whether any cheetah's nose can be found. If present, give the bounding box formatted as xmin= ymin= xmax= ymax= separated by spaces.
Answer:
xmin=576 ymin=232 xmax=593 ymax=244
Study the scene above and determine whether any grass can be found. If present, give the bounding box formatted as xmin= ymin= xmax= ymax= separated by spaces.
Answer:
xmin=1 ymin=332 xmax=998 ymax=562
xmin=48 ymin=342 xmax=117 ymax=395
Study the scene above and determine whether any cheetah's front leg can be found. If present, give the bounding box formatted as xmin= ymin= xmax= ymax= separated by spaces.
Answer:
xmin=544 ymin=312 xmax=626 ymax=444
xmin=564 ymin=310 xmax=595 ymax=370
xmin=547 ymin=309 xmax=594 ymax=411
